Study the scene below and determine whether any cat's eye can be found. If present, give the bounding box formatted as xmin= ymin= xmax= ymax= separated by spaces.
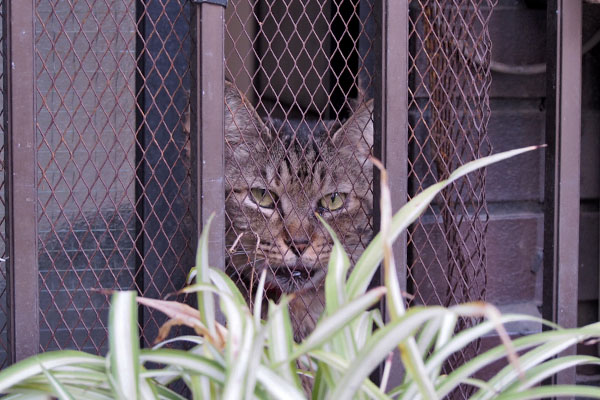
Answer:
xmin=319 ymin=192 xmax=346 ymax=212
xmin=250 ymin=188 xmax=277 ymax=208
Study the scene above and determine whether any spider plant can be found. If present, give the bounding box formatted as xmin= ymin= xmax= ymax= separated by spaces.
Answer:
xmin=1 ymin=145 xmax=599 ymax=400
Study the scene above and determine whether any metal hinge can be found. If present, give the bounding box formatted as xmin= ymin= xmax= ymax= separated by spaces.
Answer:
xmin=191 ymin=0 xmax=227 ymax=6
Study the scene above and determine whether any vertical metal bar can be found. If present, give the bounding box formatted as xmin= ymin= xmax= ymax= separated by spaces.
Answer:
xmin=543 ymin=0 xmax=582 ymax=391
xmin=194 ymin=2 xmax=225 ymax=270
xmin=6 ymin=0 xmax=39 ymax=361
xmin=374 ymin=0 xmax=409 ymax=294
xmin=373 ymin=0 xmax=409 ymax=388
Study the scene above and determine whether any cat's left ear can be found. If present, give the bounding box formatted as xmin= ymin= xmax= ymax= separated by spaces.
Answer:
xmin=331 ymin=100 xmax=373 ymax=158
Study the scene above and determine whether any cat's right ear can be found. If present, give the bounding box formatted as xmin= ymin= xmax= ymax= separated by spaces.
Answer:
xmin=331 ymin=99 xmax=373 ymax=160
xmin=225 ymin=81 xmax=271 ymax=145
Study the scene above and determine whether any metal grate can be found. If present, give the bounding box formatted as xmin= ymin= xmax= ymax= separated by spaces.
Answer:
xmin=408 ymin=1 xmax=494 ymax=397
xmin=0 ymin=0 xmax=8 ymax=368
xmin=224 ymin=0 xmax=494 ymax=351
xmin=34 ymin=0 xmax=193 ymax=352
xmin=224 ymin=0 xmax=375 ymax=338
xmin=10 ymin=0 xmax=494 ymax=386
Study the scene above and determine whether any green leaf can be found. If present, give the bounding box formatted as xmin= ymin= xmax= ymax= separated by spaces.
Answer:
xmin=190 ymin=375 xmax=213 ymax=400
xmin=217 ymin=287 xmax=247 ymax=361
xmin=402 ymin=313 xmax=544 ymax=399
xmin=267 ymin=298 xmax=300 ymax=388
xmin=401 ymin=313 xmax=537 ymax=399
xmin=307 ymin=350 xmax=389 ymax=400
xmin=292 ymin=287 xmax=386 ymax=359
xmin=255 ymin=366 xmax=306 ymax=400
xmin=139 ymin=349 xmax=225 ymax=383
xmin=189 ymin=374 xmax=204 ymax=400
xmin=155 ymin=384 xmax=189 ymax=400
xmin=223 ymin=313 xmax=254 ymax=400
xmin=397 ymin=338 xmax=437 ymax=399
xmin=347 ymin=146 xmax=542 ymax=299
xmin=2 ymin=383 xmax=113 ymax=399
xmin=471 ymin=329 xmax=598 ymax=400
xmin=318 ymin=215 xmax=359 ymax=360
xmin=196 ymin=213 xmax=216 ymax=335
xmin=253 ymin=269 xmax=267 ymax=326
xmin=108 ymin=291 xmax=139 ymax=400
xmin=209 ymin=268 xmax=247 ymax=307
xmin=152 ymin=335 xmax=205 ymax=349
xmin=318 ymin=215 xmax=350 ymax=315
xmin=414 ymin=317 xmax=443 ymax=360
xmin=245 ymin=310 xmax=270 ymax=398
xmin=312 ymin=367 xmax=328 ymax=400
xmin=371 ymin=157 xmax=405 ymax=320
xmin=370 ymin=159 xmax=437 ymax=399
xmin=502 ymin=355 xmax=600 ymax=394
xmin=350 ymin=311 xmax=377 ymax=352
xmin=20 ymin=370 xmax=108 ymax=387
xmin=459 ymin=377 xmax=499 ymax=393
xmin=139 ymin=375 xmax=160 ymax=400
xmin=0 ymin=351 xmax=104 ymax=394
xmin=436 ymin=325 xmax=600 ymax=399
xmin=329 ymin=307 xmax=447 ymax=400
xmin=311 ymin=359 xmax=336 ymax=399
xmin=493 ymin=385 xmax=600 ymax=400
xmin=39 ymin=364 xmax=75 ymax=400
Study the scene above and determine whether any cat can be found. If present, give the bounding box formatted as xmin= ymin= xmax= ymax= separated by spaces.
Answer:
xmin=223 ymin=82 xmax=374 ymax=339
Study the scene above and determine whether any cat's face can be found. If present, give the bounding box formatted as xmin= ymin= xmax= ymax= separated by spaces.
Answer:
xmin=224 ymin=82 xmax=373 ymax=313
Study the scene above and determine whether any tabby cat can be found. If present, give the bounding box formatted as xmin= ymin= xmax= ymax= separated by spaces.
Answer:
xmin=224 ymin=82 xmax=374 ymax=339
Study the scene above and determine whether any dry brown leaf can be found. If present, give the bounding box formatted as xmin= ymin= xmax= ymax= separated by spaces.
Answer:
xmin=136 ymin=296 xmax=227 ymax=348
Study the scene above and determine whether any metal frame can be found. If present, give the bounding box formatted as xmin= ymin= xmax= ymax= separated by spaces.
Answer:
xmin=374 ymin=0 xmax=409 ymax=296
xmin=193 ymin=2 xmax=225 ymax=270
xmin=2 ymin=1 xmax=564 ymax=386
xmin=372 ymin=0 xmax=409 ymax=385
xmin=6 ymin=0 xmax=39 ymax=362
xmin=543 ymin=0 xmax=582 ymax=390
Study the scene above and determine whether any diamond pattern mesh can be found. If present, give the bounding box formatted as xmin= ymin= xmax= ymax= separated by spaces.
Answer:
xmin=224 ymin=0 xmax=493 ymax=349
xmin=224 ymin=0 xmax=375 ymax=336
xmin=408 ymin=1 xmax=494 ymax=397
xmin=24 ymin=1 xmax=493 ymax=392
xmin=0 ymin=0 xmax=8 ymax=368
xmin=34 ymin=0 xmax=193 ymax=352
xmin=408 ymin=0 xmax=493 ymax=306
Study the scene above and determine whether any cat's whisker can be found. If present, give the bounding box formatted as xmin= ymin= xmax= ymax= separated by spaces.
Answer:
xmin=252 ymin=236 xmax=262 ymax=255
xmin=228 ymin=232 xmax=244 ymax=253
xmin=228 ymin=230 xmax=261 ymax=254
xmin=227 ymin=250 xmax=254 ymax=257
xmin=247 ymin=265 xmax=256 ymax=308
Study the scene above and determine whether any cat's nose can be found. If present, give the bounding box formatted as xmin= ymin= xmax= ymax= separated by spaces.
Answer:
xmin=288 ymin=240 xmax=309 ymax=256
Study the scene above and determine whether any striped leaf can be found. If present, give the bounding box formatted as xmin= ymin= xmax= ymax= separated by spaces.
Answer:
xmin=108 ymin=291 xmax=139 ymax=400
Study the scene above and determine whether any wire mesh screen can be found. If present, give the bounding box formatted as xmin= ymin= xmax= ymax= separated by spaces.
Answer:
xmin=26 ymin=0 xmax=494 ymax=385
xmin=224 ymin=0 xmax=375 ymax=338
xmin=0 ymin=0 xmax=8 ymax=368
xmin=408 ymin=1 xmax=494 ymax=397
xmin=34 ymin=0 xmax=193 ymax=352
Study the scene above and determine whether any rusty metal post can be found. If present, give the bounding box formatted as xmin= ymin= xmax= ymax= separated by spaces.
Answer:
xmin=373 ymin=0 xmax=409 ymax=388
xmin=6 ymin=0 xmax=39 ymax=361
xmin=543 ymin=0 xmax=582 ymax=392
xmin=192 ymin=0 xmax=226 ymax=270
xmin=374 ymin=0 xmax=409 ymax=298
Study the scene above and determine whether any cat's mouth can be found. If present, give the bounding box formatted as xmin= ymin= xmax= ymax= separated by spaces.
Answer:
xmin=273 ymin=265 xmax=324 ymax=290
xmin=251 ymin=264 xmax=326 ymax=300
xmin=227 ymin=253 xmax=327 ymax=301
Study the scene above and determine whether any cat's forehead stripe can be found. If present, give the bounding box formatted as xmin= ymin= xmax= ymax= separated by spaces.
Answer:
xmin=269 ymin=118 xmax=329 ymax=144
